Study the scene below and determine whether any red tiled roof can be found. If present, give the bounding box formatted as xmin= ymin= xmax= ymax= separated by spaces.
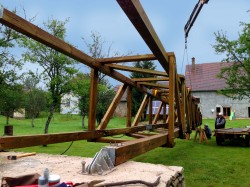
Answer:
xmin=185 ymin=62 xmax=232 ymax=91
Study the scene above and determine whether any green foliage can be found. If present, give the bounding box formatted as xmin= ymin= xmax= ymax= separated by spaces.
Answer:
xmin=130 ymin=61 xmax=156 ymax=116
xmin=0 ymin=84 xmax=25 ymax=125
xmin=23 ymin=74 xmax=47 ymax=127
xmin=0 ymin=12 xmax=25 ymax=125
xmin=19 ymin=17 xmax=78 ymax=133
xmin=213 ymin=20 xmax=250 ymax=100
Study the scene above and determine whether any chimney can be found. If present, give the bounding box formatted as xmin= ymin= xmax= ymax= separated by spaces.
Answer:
xmin=192 ymin=57 xmax=195 ymax=70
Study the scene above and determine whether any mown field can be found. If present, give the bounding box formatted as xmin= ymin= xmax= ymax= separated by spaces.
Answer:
xmin=0 ymin=115 xmax=250 ymax=187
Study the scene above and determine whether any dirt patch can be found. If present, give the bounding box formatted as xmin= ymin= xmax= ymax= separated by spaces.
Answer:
xmin=0 ymin=152 xmax=184 ymax=186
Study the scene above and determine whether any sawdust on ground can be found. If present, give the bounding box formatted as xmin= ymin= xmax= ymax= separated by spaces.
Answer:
xmin=0 ymin=151 xmax=183 ymax=187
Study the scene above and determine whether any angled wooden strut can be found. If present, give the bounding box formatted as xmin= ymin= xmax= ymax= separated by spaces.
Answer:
xmin=98 ymin=84 xmax=128 ymax=130
xmin=132 ymin=94 xmax=149 ymax=126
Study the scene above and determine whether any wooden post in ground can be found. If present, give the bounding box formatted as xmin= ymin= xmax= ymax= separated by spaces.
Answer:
xmin=88 ymin=69 xmax=98 ymax=131
xmin=180 ymin=78 xmax=186 ymax=138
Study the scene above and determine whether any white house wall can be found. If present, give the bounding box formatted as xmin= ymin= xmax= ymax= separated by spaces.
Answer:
xmin=193 ymin=91 xmax=250 ymax=119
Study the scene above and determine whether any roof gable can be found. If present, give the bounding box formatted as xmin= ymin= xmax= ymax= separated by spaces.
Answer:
xmin=185 ymin=62 xmax=232 ymax=91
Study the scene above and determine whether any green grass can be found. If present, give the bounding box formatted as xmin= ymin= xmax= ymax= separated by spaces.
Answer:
xmin=0 ymin=115 xmax=250 ymax=186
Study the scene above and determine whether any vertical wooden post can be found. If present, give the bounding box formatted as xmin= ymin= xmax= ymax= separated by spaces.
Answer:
xmin=127 ymin=86 xmax=132 ymax=127
xmin=181 ymin=79 xmax=186 ymax=138
xmin=88 ymin=69 xmax=98 ymax=131
xmin=168 ymin=58 xmax=175 ymax=147
xmin=148 ymin=96 xmax=153 ymax=124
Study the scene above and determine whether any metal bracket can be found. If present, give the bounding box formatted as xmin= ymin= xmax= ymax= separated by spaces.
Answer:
xmin=146 ymin=124 xmax=153 ymax=131
xmin=87 ymin=147 xmax=114 ymax=175
xmin=0 ymin=5 xmax=3 ymax=18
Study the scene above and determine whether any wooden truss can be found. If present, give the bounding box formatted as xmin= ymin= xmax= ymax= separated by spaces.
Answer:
xmin=0 ymin=0 xmax=202 ymax=165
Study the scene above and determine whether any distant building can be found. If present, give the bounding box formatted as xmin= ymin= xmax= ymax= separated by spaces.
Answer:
xmin=113 ymin=85 xmax=127 ymax=117
xmin=61 ymin=93 xmax=80 ymax=115
xmin=185 ymin=58 xmax=250 ymax=119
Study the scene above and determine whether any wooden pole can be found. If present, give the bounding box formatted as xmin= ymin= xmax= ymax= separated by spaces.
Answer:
xmin=148 ymin=96 xmax=153 ymax=124
xmin=88 ymin=69 xmax=98 ymax=131
xmin=132 ymin=95 xmax=149 ymax=126
xmin=167 ymin=59 xmax=175 ymax=147
xmin=98 ymin=84 xmax=127 ymax=130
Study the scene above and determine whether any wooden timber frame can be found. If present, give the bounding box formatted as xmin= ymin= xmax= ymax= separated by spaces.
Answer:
xmin=0 ymin=0 xmax=202 ymax=165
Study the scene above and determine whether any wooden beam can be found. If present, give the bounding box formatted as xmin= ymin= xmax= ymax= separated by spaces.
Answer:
xmin=94 ymin=138 xmax=129 ymax=143
xmin=157 ymin=89 xmax=169 ymax=93
xmin=0 ymin=123 xmax=168 ymax=150
xmin=117 ymin=0 xmax=172 ymax=74
xmin=138 ymin=82 xmax=169 ymax=89
xmin=98 ymin=53 xmax=175 ymax=64
xmin=152 ymin=102 xmax=163 ymax=124
xmin=168 ymin=58 xmax=175 ymax=147
xmin=98 ymin=84 xmax=128 ymax=130
xmin=106 ymin=64 xmax=168 ymax=76
xmin=113 ymin=128 xmax=180 ymax=165
xmin=88 ymin=69 xmax=98 ymax=131
xmin=132 ymin=94 xmax=149 ymax=126
xmin=0 ymin=7 xmax=168 ymax=104
xmin=132 ymin=77 xmax=169 ymax=82
xmin=181 ymin=79 xmax=187 ymax=137
xmin=126 ymin=86 xmax=132 ymax=127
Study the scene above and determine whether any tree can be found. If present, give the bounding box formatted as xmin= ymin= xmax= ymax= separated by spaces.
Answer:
xmin=0 ymin=11 xmax=24 ymax=125
xmin=20 ymin=18 xmax=78 ymax=134
xmin=96 ymin=81 xmax=115 ymax=125
xmin=0 ymin=84 xmax=25 ymax=125
xmin=83 ymin=31 xmax=116 ymax=125
xmin=70 ymin=73 xmax=90 ymax=129
xmin=130 ymin=61 xmax=156 ymax=116
xmin=213 ymin=21 xmax=250 ymax=100
xmin=23 ymin=73 xmax=47 ymax=127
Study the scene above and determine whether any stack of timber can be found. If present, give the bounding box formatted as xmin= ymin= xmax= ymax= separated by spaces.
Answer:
xmin=0 ymin=152 xmax=185 ymax=187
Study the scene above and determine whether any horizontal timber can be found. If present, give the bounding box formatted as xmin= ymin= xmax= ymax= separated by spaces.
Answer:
xmin=132 ymin=77 xmax=169 ymax=82
xmin=98 ymin=52 xmax=175 ymax=64
xmin=0 ymin=123 xmax=168 ymax=149
xmin=138 ymin=82 xmax=169 ymax=89
xmin=113 ymin=128 xmax=179 ymax=165
xmin=106 ymin=64 xmax=168 ymax=76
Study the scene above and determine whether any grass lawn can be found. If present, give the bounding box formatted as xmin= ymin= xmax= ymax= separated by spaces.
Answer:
xmin=0 ymin=115 xmax=250 ymax=186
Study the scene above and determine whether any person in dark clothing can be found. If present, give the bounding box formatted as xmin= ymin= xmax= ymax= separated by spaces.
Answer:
xmin=215 ymin=112 xmax=226 ymax=129
xmin=204 ymin=124 xmax=212 ymax=139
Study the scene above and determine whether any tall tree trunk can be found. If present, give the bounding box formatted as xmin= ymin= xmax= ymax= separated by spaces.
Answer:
xmin=44 ymin=104 xmax=54 ymax=134
xmin=82 ymin=114 xmax=85 ymax=129
xmin=31 ymin=114 xmax=35 ymax=128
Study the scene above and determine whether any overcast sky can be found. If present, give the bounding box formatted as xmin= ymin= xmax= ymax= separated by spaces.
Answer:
xmin=0 ymin=0 xmax=249 ymax=86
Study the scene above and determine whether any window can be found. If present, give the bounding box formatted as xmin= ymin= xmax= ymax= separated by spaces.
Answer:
xmin=223 ymin=107 xmax=231 ymax=117
xmin=216 ymin=107 xmax=221 ymax=113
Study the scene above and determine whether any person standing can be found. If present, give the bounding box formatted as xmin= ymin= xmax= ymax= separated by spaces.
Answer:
xmin=215 ymin=112 xmax=226 ymax=129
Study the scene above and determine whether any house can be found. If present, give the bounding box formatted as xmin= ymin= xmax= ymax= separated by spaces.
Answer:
xmin=113 ymin=85 xmax=127 ymax=117
xmin=61 ymin=93 xmax=80 ymax=115
xmin=185 ymin=58 xmax=250 ymax=119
